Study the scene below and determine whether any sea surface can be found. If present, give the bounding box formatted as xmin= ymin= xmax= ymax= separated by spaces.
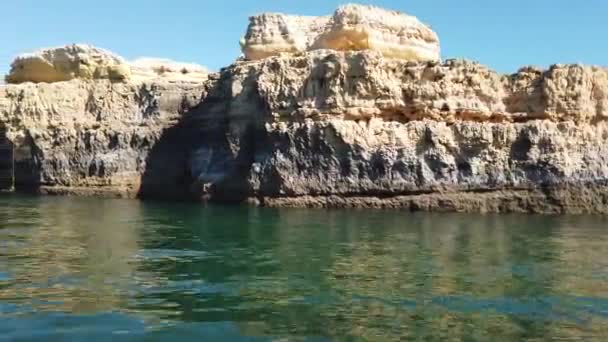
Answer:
xmin=0 ymin=194 xmax=607 ymax=341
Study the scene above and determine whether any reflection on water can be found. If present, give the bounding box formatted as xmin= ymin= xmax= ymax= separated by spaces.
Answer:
xmin=0 ymin=195 xmax=608 ymax=341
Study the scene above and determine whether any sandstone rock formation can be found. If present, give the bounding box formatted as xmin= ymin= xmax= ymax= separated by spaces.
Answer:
xmin=1 ymin=43 xmax=212 ymax=196
xmin=241 ymin=4 xmax=440 ymax=62
xmin=241 ymin=14 xmax=328 ymax=60
xmin=2 ymin=5 xmax=608 ymax=214
xmin=130 ymin=58 xmax=208 ymax=83
xmin=239 ymin=51 xmax=608 ymax=124
xmin=6 ymin=44 xmax=131 ymax=84
xmin=6 ymin=44 xmax=209 ymax=84
xmin=175 ymin=50 xmax=608 ymax=213
xmin=0 ymin=78 xmax=208 ymax=197
xmin=312 ymin=4 xmax=440 ymax=61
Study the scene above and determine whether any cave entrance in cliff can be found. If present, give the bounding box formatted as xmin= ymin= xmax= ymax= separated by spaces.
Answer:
xmin=0 ymin=124 xmax=15 ymax=191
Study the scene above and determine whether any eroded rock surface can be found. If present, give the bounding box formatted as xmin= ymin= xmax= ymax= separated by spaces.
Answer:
xmin=238 ymin=51 xmax=608 ymax=124
xmin=130 ymin=58 xmax=208 ymax=83
xmin=177 ymin=50 xmax=608 ymax=213
xmin=6 ymin=44 xmax=209 ymax=84
xmin=2 ymin=14 xmax=608 ymax=213
xmin=241 ymin=4 xmax=440 ymax=62
xmin=241 ymin=14 xmax=329 ymax=61
xmin=312 ymin=4 xmax=440 ymax=61
xmin=0 ymin=78 xmax=208 ymax=197
xmin=6 ymin=44 xmax=131 ymax=84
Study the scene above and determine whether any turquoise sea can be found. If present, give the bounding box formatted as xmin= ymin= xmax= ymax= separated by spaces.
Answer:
xmin=1 ymin=194 xmax=607 ymax=341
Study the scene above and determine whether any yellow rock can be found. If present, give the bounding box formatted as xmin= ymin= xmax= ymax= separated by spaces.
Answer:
xmin=6 ymin=44 xmax=131 ymax=84
xmin=241 ymin=4 xmax=440 ymax=62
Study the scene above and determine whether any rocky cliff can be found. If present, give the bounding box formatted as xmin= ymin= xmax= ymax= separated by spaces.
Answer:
xmin=2 ymin=4 xmax=608 ymax=213
xmin=1 ymin=44 xmax=209 ymax=197
xmin=180 ymin=50 xmax=608 ymax=213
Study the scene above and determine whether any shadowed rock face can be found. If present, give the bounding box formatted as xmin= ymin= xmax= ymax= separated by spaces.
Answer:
xmin=1 ymin=29 xmax=608 ymax=213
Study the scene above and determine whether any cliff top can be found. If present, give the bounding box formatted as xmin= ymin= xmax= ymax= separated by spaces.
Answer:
xmin=3 ymin=3 xmax=605 ymax=95
xmin=5 ymin=44 xmax=209 ymax=85
xmin=241 ymin=4 xmax=440 ymax=62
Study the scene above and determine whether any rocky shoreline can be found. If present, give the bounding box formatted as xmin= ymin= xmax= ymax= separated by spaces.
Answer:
xmin=2 ymin=4 xmax=608 ymax=214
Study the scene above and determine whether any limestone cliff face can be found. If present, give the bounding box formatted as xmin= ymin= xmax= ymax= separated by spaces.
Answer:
xmin=0 ymin=76 xmax=207 ymax=197
xmin=130 ymin=58 xmax=208 ymax=83
xmin=247 ymin=52 xmax=608 ymax=124
xmin=2 ymin=44 xmax=209 ymax=196
xmin=241 ymin=4 xmax=440 ymax=62
xmin=6 ymin=44 xmax=209 ymax=85
xmin=181 ymin=50 xmax=608 ymax=213
xmin=2 ymin=5 xmax=608 ymax=213
xmin=241 ymin=14 xmax=328 ymax=61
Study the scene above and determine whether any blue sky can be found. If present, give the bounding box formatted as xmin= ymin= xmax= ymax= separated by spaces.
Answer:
xmin=2 ymin=0 xmax=607 ymax=76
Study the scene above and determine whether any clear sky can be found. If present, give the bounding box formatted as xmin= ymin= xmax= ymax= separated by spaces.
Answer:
xmin=2 ymin=0 xmax=607 ymax=76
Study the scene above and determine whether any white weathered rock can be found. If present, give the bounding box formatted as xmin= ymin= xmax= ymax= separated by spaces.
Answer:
xmin=240 ymin=14 xmax=329 ymax=61
xmin=130 ymin=58 xmax=208 ymax=83
xmin=6 ymin=44 xmax=131 ymax=84
xmin=241 ymin=4 xmax=440 ymax=62
xmin=242 ymin=51 xmax=608 ymax=124
xmin=6 ymin=44 xmax=210 ymax=84
xmin=313 ymin=4 xmax=440 ymax=61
